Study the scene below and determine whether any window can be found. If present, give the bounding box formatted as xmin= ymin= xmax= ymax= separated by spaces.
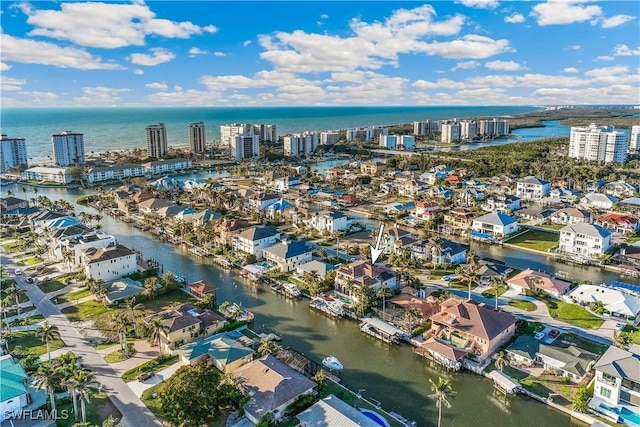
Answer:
xmin=599 ymin=386 xmax=612 ymax=399
xmin=602 ymin=373 xmax=617 ymax=385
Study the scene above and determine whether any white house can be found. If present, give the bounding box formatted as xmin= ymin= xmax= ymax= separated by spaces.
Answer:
xmin=263 ymin=240 xmax=313 ymax=272
xmin=60 ymin=231 xmax=118 ymax=265
xmin=549 ymin=207 xmax=592 ymax=225
xmin=307 ymin=211 xmax=351 ymax=234
xmin=273 ymin=176 xmax=301 ymax=192
xmin=582 ymin=192 xmax=619 ymax=211
xmin=591 ymin=345 xmax=640 ymax=413
xmin=481 ymin=194 xmax=521 ymax=214
xmin=22 ymin=166 xmax=70 ymax=184
xmin=232 ymin=225 xmax=280 ymax=260
xmin=567 ymin=285 xmax=640 ymax=321
xmin=86 ymin=164 xmax=146 ymax=183
xmin=558 ymin=223 xmax=612 ymax=259
xmin=414 ymin=201 xmax=440 ymax=221
xmin=0 ymin=355 xmax=30 ymax=422
xmin=142 ymin=158 xmax=192 ymax=175
xmin=471 ymin=212 xmax=519 ymax=237
xmin=248 ymin=193 xmax=280 ymax=211
xmin=516 ymin=176 xmax=551 ymax=200
xmin=82 ymin=244 xmax=138 ymax=282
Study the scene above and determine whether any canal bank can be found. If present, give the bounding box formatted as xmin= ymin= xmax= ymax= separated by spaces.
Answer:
xmin=2 ymin=184 xmax=585 ymax=427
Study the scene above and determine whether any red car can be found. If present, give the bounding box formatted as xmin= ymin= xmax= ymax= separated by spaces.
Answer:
xmin=548 ymin=329 xmax=560 ymax=338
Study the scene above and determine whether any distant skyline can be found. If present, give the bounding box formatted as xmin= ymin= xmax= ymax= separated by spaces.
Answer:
xmin=1 ymin=1 xmax=639 ymax=107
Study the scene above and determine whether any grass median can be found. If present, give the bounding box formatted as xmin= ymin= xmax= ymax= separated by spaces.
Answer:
xmin=121 ymin=355 xmax=179 ymax=382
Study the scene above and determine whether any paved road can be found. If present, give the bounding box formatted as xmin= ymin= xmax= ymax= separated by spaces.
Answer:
xmin=2 ymin=256 xmax=162 ymax=427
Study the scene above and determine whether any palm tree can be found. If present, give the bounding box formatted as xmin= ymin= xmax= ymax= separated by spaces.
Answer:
xmin=147 ymin=317 xmax=169 ymax=356
xmin=143 ymin=277 xmax=159 ymax=300
xmin=494 ymin=351 xmax=509 ymax=372
xmin=257 ymin=338 xmax=280 ymax=356
xmin=429 ymin=376 xmax=455 ymax=427
xmin=121 ymin=299 xmax=145 ymax=321
xmin=58 ymin=357 xmax=81 ymax=421
xmin=490 ymin=276 xmax=505 ymax=310
xmin=457 ymin=267 xmax=480 ymax=301
xmin=5 ymin=284 xmax=25 ymax=320
xmin=403 ymin=307 xmax=421 ymax=332
xmin=376 ymin=285 xmax=394 ymax=318
xmin=36 ymin=321 xmax=60 ymax=365
xmin=70 ymin=370 xmax=99 ymax=424
xmin=112 ymin=313 xmax=133 ymax=357
xmin=32 ymin=364 xmax=60 ymax=414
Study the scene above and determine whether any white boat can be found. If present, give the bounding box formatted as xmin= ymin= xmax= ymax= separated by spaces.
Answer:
xmin=322 ymin=356 xmax=343 ymax=371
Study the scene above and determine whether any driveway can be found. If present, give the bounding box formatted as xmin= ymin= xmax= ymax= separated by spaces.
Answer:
xmin=1 ymin=251 xmax=162 ymax=427
xmin=127 ymin=360 xmax=184 ymax=397
xmin=104 ymin=341 xmax=162 ymax=376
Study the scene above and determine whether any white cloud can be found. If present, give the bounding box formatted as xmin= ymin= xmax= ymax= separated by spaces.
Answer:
xmin=531 ymin=0 xmax=602 ymax=26
xmin=133 ymin=69 xmax=144 ymax=75
xmin=0 ymin=62 xmax=12 ymax=71
xmin=421 ymin=35 xmax=514 ymax=59
xmin=189 ymin=47 xmax=208 ymax=57
xmin=242 ymin=40 xmax=251 ymax=47
xmin=451 ymin=61 xmax=479 ymax=71
xmin=504 ymin=13 xmax=525 ymax=23
xmin=73 ymin=86 xmax=130 ymax=105
xmin=130 ymin=48 xmax=175 ymax=66
xmin=174 ymin=85 xmax=183 ymax=91
xmin=21 ymin=1 xmax=217 ymax=49
xmin=613 ymin=44 xmax=640 ymax=56
xmin=596 ymin=55 xmax=615 ymax=61
xmin=145 ymin=82 xmax=168 ymax=90
xmin=591 ymin=14 xmax=635 ymax=29
xmin=517 ymin=73 xmax=588 ymax=87
xmin=485 ymin=60 xmax=522 ymax=71
xmin=1 ymin=33 xmax=122 ymax=70
xmin=563 ymin=67 xmax=579 ymax=73
xmin=583 ymin=65 xmax=637 ymax=84
xmin=565 ymin=45 xmax=581 ymax=51
xmin=320 ymin=14 xmax=329 ymax=19
xmin=532 ymin=84 xmax=639 ymax=104
xmin=213 ymin=51 xmax=227 ymax=57
xmin=455 ymin=0 xmax=498 ymax=9
xmin=1 ymin=75 xmax=26 ymax=91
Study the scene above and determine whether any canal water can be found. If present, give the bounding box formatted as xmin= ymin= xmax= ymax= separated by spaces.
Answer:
xmin=3 ymin=184 xmax=585 ymax=427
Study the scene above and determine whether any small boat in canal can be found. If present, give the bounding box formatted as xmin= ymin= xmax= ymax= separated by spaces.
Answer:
xmin=322 ymin=356 xmax=343 ymax=371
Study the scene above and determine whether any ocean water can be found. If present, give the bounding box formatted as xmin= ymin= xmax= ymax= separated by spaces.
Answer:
xmin=1 ymin=106 xmax=539 ymax=162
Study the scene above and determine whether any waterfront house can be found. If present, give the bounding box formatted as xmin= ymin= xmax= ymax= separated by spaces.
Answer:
xmin=481 ymin=194 xmax=521 ymax=214
xmin=296 ymin=260 xmax=333 ymax=280
xmin=297 ymin=394 xmax=380 ymax=427
xmin=595 ymin=213 xmax=640 ymax=234
xmin=591 ymin=345 xmax=640 ymax=410
xmin=248 ymin=193 xmax=280 ymax=211
xmin=515 ymin=207 xmax=556 ymax=222
xmin=384 ymin=225 xmax=413 ymax=254
xmin=414 ymin=337 xmax=466 ymax=370
xmin=414 ymin=201 xmax=440 ymax=222
xmin=411 ymin=238 xmax=467 ymax=266
xmin=177 ymin=332 xmax=255 ymax=372
xmin=186 ymin=280 xmax=218 ymax=299
xmin=383 ymin=201 xmax=415 ymax=215
xmin=389 ymin=293 xmax=440 ymax=321
xmin=567 ymin=285 xmax=640 ymax=321
xmin=616 ymin=246 xmax=640 ymax=267
xmin=22 ymin=166 xmax=70 ymax=184
xmin=57 ymin=229 xmax=117 ymax=265
xmin=273 ymin=176 xmax=301 ymax=192
xmin=233 ymin=354 xmax=316 ymax=425
xmin=335 ymin=260 xmax=397 ymax=296
xmin=505 ymin=335 xmax=540 ymax=367
xmin=86 ymin=164 xmax=146 ymax=184
xmin=516 ymin=176 xmax=551 ymax=201
xmin=549 ymin=207 xmax=592 ymax=225
xmin=443 ymin=207 xmax=474 ymax=234
xmin=429 ymin=298 xmax=516 ymax=361
xmin=471 ymin=212 xmax=518 ymax=238
xmin=145 ymin=303 xmax=227 ymax=353
xmin=82 ymin=244 xmax=137 ymax=282
xmin=558 ymin=223 xmax=612 ymax=259
xmin=602 ymin=181 xmax=639 ymax=198
xmin=138 ymin=198 xmax=176 ymax=215
xmin=0 ymin=197 xmax=28 ymax=213
xmin=142 ymin=158 xmax=192 ymax=175
xmin=307 ymin=210 xmax=351 ymax=234
xmin=506 ymin=269 xmax=570 ymax=299
xmin=210 ymin=218 xmax=252 ymax=248
xmin=582 ymin=193 xmax=618 ymax=211
xmin=0 ymin=355 xmax=30 ymax=422
xmin=102 ymin=277 xmax=144 ymax=305
xmin=537 ymin=343 xmax=599 ymax=383
xmin=263 ymin=240 xmax=313 ymax=272
xmin=232 ymin=225 xmax=281 ymax=260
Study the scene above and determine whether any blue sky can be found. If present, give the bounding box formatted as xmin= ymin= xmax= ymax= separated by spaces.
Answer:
xmin=1 ymin=0 xmax=639 ymax=106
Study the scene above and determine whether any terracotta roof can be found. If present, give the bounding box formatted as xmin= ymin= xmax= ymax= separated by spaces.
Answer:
xmin=86 ymin=244 xmax=135 ymax=264
xmin=430 ymin=298 xmax=516 ymax=341
xmin=188 ymin=280 xmax=218 ymax=295
xmin=336 ymin=260 xmax=395 ymax=285
xmin=507 ymin=269 xmax=570 ymax=295
xmin=389 ymin=293 xmax=440 ymax=319
xmin=417 ymin=337 xmax=466 ymax=361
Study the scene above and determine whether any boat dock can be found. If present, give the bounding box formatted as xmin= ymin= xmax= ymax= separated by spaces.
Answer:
xmin=487 ymin=370 xmax=521 ymax=395
xmin=360 ymin=318 xmax=405 ymax=344
xmin=270 ymin=282 xmax=302 ymax=298
xmin=309 ymin=298 xmax=345 ymax=318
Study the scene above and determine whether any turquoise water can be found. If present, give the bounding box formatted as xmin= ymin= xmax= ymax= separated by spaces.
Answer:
xmin=600 ymin=403 xmax=640 ymax=427
xmin=1 ymin=106 xmax=538 ymax=162
xmin=360 ymin=409 xmax=391 ymax=427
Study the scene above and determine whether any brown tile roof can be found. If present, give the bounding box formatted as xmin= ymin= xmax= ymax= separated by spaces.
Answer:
xmin=336 ymin=260 xmax=395 ymax=286
xmin=389 ymin=294 xmax=440 ymax=319
xmin=86 ymin=244 xmax=135 ymax=264
xmin=430 ymin=298 xmax=516 ymax=341
xmin=188 ymin=280 xmax=218 ymax=295
xmin=507 ymin=269 xmax=570 ymax=295
xmin=417 ymin=337 xmax=466 ymax=361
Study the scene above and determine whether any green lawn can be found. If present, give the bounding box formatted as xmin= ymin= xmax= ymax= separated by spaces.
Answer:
xmin=426 ymin=269 xmax=456 ymax=279
xmin=540 ymin=224 xmax=565 ymax=230
xmin=53 ymin=392 xmax=120 ymax=427
xmin=61 ymin=299 xmax=111 ymax=322
xmin=141 ymin=382 xmax=167 ymax=418
xmin=561 ymin=333 xmax=609 ymax=355
xmin=508 ymin=299 xmax=537 ymax=312
xmin=481 ymin=284 xmax=509 ymax=299
xmin=16 ymin=255 xmax=42 ymax=266
xmin=622 ymin=325 xmax=640 ymax=345
xmin=10 ymin=330 xmax=65 ymax=357
xmin=543 ymin=298 xmax=604 ymax=330
xmin=121 ymin=355 xmax=179 ymax=382
xmin=141 ymin=290 xmax=197 ymax=313
xmin=505 ymin=229 xmax=559 ymax=252
xmin=2 ymin=242 xmax=23 ymax=253
xmin=55 ymin=288 xmax=92 ymax=304
xmin=104 ymin=344 xmax=136 ymax=363
xmin=9 ymin=314 xmax=45 ymax=327
xmin=38 ymin=280 xmax=68 ymax=293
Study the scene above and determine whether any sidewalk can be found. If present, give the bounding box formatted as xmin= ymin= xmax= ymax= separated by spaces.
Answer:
xmin=57 ymin=295 xmax=96 ymax=310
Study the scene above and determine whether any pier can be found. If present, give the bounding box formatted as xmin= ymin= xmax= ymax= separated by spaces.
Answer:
xmin=359 ymin=318 xmax=405 ymax=344
xmin=309 ymin=297 xmax=346 ymax=317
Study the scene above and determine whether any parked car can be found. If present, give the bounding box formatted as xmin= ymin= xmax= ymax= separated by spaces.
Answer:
xmin=442 ymin=274 xmax=459 ymax=282
xmin=534 ymin=332 xmax=545 ymax=340
xmin=26 ymin=277 xmax=34 ymax=284
xmin=548 ymin=329 xmax=560 ymax=338
xmin=615 ymin=322 xmax=626 ymax=331
xmin=138 ymin=372 xmax=155 ymax=382
xmin=13 ymin=268 xmax=22 ymax=276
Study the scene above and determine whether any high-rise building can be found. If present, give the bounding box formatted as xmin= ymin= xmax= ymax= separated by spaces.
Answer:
xmin=52 ymin=131 xmax=85 ymax=166
xmin=230 ymin=133 xmax=259 ymax=160
xmin=0 ymin=134 xmax=28 ymax=173
xmin=629 ymin=125 xmax=640 ymax=152
xmin=478 ymin=119 xmax=509 ymax=137
xmin=400 ymin=135 xmax=415 ymax=150
xmin=146 ymin=123 xmax=168 ymax=159
xmin=283 ymin=132 xmax=319 ymax=157
xmin=413 ymin=120 xmax=440 ymax=136
xmin=460 ymin=120 xmax=478 ymax=140
xmin=379 ymin=134 xmax=398 ymax=150
xmin=441 ymin=122 xmax=461 ymax=143
xmin=253 ymin=124 xmax=278 ymax=143
xmin=320 ymin=132 xmax=340 ymax=145
xmin=188 ymin=121 xmax=206 ymax=153
xmin=569 ymin=123 xmax=629 ymax=163
xmin=220 ymin=123 xmax=276 ymax=146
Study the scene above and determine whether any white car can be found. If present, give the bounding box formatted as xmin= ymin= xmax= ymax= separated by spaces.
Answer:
xmin=442 ymin=274 xmax=459 ymax=282
xmin=13 ymin=268 xmax=22 ymax=276
xmin=615 ymin=322 xmax=626 ymax=331
xmin=534 ymin=332 xmax=545 ymax=340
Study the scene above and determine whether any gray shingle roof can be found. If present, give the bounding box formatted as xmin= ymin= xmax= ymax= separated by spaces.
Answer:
xmin=237 ymin=226 xmax=280 ymax=241
xmin=297 ymin=395 xmax=379 ymax=427
xmin=593 ymin=345 xmax=640 ymax=382
xmin=263 ymin=241 xmax=311 ymax=259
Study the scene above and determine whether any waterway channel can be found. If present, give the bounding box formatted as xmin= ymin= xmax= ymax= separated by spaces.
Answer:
xmin=2 ymin=183 xmax=587 ymax=427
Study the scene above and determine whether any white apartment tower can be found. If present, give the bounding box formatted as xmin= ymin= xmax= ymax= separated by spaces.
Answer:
xmin=230 ymin=133 xmax=260 ymax=160
xmin=320 ymin=132 xmax=340 ymax=145
xmin=413 ymin=120 xmax=440 ymax=136
xmin=52 ymin=131 xmax=85 ymax=166
xmin=283 ymin=132 xmax=319 ymax=157
xmin=146 ymin=123 xmax=168 ymax=159
xmin=221 ymin=124 xmax=277 ymax=146
xmin=0 ymin=134 xmax=28 ymax=173
xmin=569 ymin=123 xmax=629 ymax=163
xmin=629 ymin=125 xmax=640 ymax=152
xmin=253 ymin=124 xmax=278 ymax=143
xmin=188 ymin=121 xmax=206 ymax=153
xmin=460 ymin=120 xmax=478 ymax=140
xmin=441 ymin=122 xmax=461 ymax=143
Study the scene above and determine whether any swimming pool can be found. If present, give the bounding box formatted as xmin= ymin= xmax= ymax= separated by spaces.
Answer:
xmin=359 ymin=409 xmax=391 ymax=427
xmin=599 ymin=403 xmax=640 ymax=427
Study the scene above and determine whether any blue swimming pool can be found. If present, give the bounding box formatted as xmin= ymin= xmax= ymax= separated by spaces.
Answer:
xmin=599 ymin=403 xmax=640 ymax=427
xmin=360 ymin=409 xmax=391 ymax=427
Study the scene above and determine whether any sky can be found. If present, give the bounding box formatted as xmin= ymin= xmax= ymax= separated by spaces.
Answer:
xmin=1 ymin=0 xmax=639 ymax=107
